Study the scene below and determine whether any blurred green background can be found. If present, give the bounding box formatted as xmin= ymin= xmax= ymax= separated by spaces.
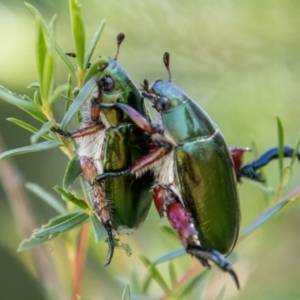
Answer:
xmin=1 ymin=0 xmax=300 ymax=299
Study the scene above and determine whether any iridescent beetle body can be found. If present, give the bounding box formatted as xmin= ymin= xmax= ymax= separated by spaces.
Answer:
xmin=96 ymin=52 xmax=300 ymax=288
xmin=53 ymin=34 xmax=153 ymax=264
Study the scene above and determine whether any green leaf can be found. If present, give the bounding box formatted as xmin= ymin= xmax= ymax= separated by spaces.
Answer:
xmin=84 ymin=19 xmax=106 ymax=68
xmin=41 ymin=15 xmax=56 ymax=103
xmin=176 ymin=271 xmax=207 ymax=300
xmin=90 ymin=214 xmax=108 ymax=242
xmin=240 ymin=197 xmax=300 ymax=236
xmin=36 ymin=19 xmax=47 ymax=89
xmin=7 ymin=118 xmax=50 ymax=140
xmin=140 ymin=255 xmax=170 ymax=294
xmin=214 ymin=286 xmax=226 ymax=300
xmin=25 ymin=3 xmax=76 ymax=77
xmin=61 ymin=76 xmax=96 ymax=128
xmin=49 ymin=83 xmax=69 ymax=106
xmin=26 ymin=182 xmax=66 ymax=214
xmin=0 ymin=140 xmax=61 ymax=161
xmin=159 ymin=225 xmax=178 ymax=240
xmin=281 ymin=166 xmax=292 ymax=189
xmin=27 ymin=82 xmax=40 ymax=89
xmin=152 ymin=247 xmax=186 ymax=265
xmin=54 ymin=186 xmax=89 ymax=211
xmin=63 ymin=156 xmax=82 ymax=190
xmin=130 ymin=269 xmax=141 ymax=295
xmin=30 ymin=120 xmax=55 ymax=144
xmin=33 ymin=91 xmax=40 ymax=105
xmin=42 ymin=53 xmax=54 ymax=102
xmin=83 ymin=57 xmax=107 ymax=85
xmin=168 ymin=261 xmax=177 ymax=287
xmin=0 ymin=86 xmax=46 ymax=122
xmin=276 ymin=116 xmax=284 ymax=181
xmin=18 ymin=212 xmax=85 ymax=251
xmin=69 ymin=0 xmax=85 ymax=69
xmin=290 ymin=134 xmax=300 ymax=167
xmin=121 ymin=284 xmax=130 ymax=300
xmin=32 ymin=211 xmax=89 ymax=239
xmin=18 ymin=234 xmax=59 ymax=251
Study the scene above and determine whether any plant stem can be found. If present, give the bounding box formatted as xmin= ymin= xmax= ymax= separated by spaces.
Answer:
xmin=72 ymin=223 xmax=89 ymax=299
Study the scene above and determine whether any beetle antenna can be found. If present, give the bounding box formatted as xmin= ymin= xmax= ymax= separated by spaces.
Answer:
xmin=163 ymin=52 xmax=172 ymax=82
xmin=114 ymin=33 xmax=125 ymax=61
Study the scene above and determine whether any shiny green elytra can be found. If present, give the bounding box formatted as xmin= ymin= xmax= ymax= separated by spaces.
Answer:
xmin=91 ymin=56 xmax=153 ymax=234
xmin=150 ymin=79 xmax=240 ymax=255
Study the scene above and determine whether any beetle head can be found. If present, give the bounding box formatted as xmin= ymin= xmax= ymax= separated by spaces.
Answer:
xmin=94 ymin=33 xmax=131 ymax=93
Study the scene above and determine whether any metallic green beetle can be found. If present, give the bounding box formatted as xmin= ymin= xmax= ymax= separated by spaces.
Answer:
xmin=52 ymin=34 xmax=153 ymax=265
xmin=96 ymin=52 xmax=300 ymax=288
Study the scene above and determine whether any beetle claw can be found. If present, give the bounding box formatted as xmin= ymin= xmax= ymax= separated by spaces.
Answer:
xmin=224 ymin=264 xmax=240 ymax=290
xmin=103 ymin=222 xmax=114 ymax=267
xmin=187 ymin=245 xmax=240 ymax=290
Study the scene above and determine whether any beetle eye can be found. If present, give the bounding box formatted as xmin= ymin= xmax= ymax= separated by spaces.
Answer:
xmin=99 ymin=76 xmax=114 ymax=91
xmin=155 ymin=96 xmax=171 ymax=111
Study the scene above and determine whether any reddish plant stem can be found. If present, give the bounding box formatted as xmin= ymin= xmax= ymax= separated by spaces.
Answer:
xmin=72 ymin=223 xmax=89 ymax=300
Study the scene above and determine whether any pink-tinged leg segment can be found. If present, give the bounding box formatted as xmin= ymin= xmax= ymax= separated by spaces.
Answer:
xmin=80 ymin=156 xmax=98 ymax=183
xmin=167 ymin=202 xmax=198 ymax=248
xmin=115 ymin=103 xmax=154 ymax=133
xmin=153 ymin=185 xmax=198 ymax=248
xmin=80 ymin=157 xmax=111 ymax=224
xmin=230 ymin=147 xmax=250 ymax=182
xmin=130 ymin=141 xmax=172 ymax=174
xmin=80 ymin=156 xmax=114 ymax=265
xmin=153 ymin=185 xmax=240 ymax=289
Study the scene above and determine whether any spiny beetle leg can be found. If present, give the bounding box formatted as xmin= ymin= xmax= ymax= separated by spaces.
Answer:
xmin=240 ymin=146 xmax=300 ymax=182
xmin=96 ymin=141 xmax=172 ymax=182
xmin=152 ymin=185 xmax=239 ymax=289
xmin=103 ymin=222 xmax=114 ymax=266
xmin=51 ymin=123 xmax=104 ymax=139
xmin=81 ymin=157 xmax=114 ymax=265
xmin=97 ymin=102 xmax=156 ymax=134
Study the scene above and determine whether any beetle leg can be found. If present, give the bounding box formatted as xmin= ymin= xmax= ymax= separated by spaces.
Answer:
xmin=96 ymin=141 xmax=172 ymax=181
xmin=152 ymin=185 xmax=240 ymax=289
xmin=51 ymin=123 xmax=104 ymax=138
xmin=81 ymin=156 xmax=115 ymax=265
xmin=187 ymin=246 xmax=240 ymax=289
xmin=51 ymin=85 xmax=104 ymax=137
xmin=97 ymin=102 xmax=160 ymax=134
xmin=239 ymin=146 xmax=300 ymax=182
xmin=230 ymin=147 xmax=251 ymax=182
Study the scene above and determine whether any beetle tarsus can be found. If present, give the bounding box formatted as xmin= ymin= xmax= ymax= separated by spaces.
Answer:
xmin=103 ymin=222 xmax=114 ymax=267
xmin=51 ymin=127 xmax=71 ymax=137
xmin=96 ymin=169 xmax=130 ymax=181
xmin=187 ymin=245 xmax=240 ymax=290
xmin=240 ymin=146 xmax=299 ymax=182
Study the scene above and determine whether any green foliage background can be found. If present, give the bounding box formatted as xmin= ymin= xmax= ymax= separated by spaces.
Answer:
xmin=0 ymin=0 xmax=300 ymax=299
